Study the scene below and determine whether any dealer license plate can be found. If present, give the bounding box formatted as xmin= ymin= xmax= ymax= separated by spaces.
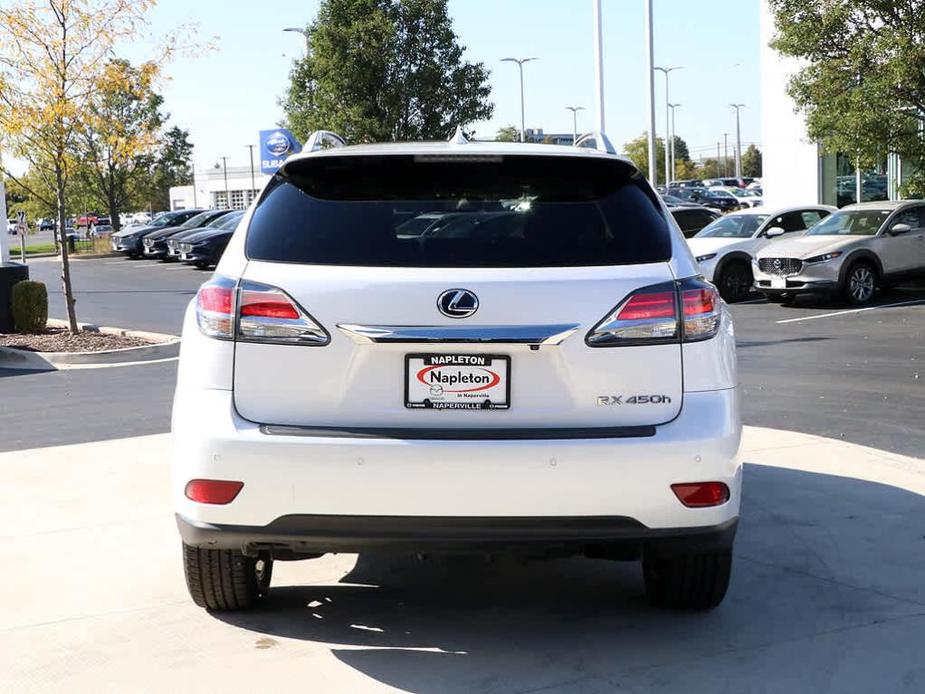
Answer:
xmin=770 ymin=276 xmax=786 ymax=289
xmin=405 ymin=354 xmax=510 ymax=410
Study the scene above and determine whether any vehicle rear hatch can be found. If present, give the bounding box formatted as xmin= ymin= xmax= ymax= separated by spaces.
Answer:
xmin=231 ymin=152 xmax=684 ymax=429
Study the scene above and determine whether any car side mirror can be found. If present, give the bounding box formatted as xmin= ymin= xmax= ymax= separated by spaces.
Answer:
xmin=765 ymin=226 xmax=786 ymax=238
xmin=889 ymin=223 xmax=912 ymax=236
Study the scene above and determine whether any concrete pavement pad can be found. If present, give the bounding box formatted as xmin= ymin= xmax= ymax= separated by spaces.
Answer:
xmin=1 ymin=430 xmax=923 ymax=693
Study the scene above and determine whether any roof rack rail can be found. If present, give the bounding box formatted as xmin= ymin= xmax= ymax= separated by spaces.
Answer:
xmin=574 ymin=131 xmax=617 ymax=155
xmin=304 ymin=130 xmax=347 ymax=152
xmin=448 ymin=125 xmax=469 ymax=145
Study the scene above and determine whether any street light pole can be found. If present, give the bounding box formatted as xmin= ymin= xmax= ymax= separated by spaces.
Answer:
xmin=593 ymin=0 xmax=605 ymax=132
xmin=730 ymin=103 xmax=745 ymax=178
xmin=501 ymin=57 xmax=537 ymax=142
xmin=0 ymin=149 xmax=9 ymax=265
xmin=282 ymin=27 xmax=310 ymax=52
xmin=644 ymin=0 xmax=657 ymax=186
xmin=723 ymin=133 xmax=729 ymax=177
xmin=565 ymin=106 xmax=585 ymax=144
xmin=655 ymin=66 xmax=682 ymax=187
xmin=245 ymin=145 xmax=257 ymax=203
xmin=668 ymin=103 xmax=681 ymax=182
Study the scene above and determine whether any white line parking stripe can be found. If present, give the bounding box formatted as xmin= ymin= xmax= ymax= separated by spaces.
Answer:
xmin=776 ymin=298 xmax=925 ymax=324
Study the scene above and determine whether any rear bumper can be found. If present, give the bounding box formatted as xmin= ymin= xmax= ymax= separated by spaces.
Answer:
xmin=177 ymin=513 xmax=738 ymax=556
xmin=172 ymin=387 xmax=742 ymax=534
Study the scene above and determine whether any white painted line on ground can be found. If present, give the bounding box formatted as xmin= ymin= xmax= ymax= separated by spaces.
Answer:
xmin=776 ymin=298 xmax=925 ymax=324
xmin=56 ymin=356 xmax=179 ymax=370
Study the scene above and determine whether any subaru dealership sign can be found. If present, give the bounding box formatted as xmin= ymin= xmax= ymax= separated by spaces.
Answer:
xmin=259 ymin=128 xmax=302 ymax=174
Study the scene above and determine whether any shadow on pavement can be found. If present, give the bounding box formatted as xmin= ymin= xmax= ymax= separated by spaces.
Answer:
xmin=214 ymin=464 xmax=925 ymax=693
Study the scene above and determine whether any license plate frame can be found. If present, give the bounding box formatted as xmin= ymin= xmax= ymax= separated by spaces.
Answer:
xmin=404 ymin=353 xmax=511 ymax=410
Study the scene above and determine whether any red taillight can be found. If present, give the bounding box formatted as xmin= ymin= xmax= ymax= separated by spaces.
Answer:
xmin=616 ymin=292 xmax=676 ymax=320
xmin=198 ymin=285 xmax=234 ymax=314
xmin=681 ymin=288 xmax=716 ymax=316
xmin=184 ymin=479 xmax=244 ymax=505
xmin=196 ymin=276 xmax=237 ymax=339
xmin=240 ymin=299 xmax=299 ymax=319
xmin=671 ymin=482 xmax=730 ymax=508
xmin=236 ymin=280 xmax=330 ymax=345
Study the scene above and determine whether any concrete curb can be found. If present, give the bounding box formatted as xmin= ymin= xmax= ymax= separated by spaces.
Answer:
xmin=20 ymin=252 xmax=121 ymax=261
xmin=0 ymin=319 xmax=180 ymax=371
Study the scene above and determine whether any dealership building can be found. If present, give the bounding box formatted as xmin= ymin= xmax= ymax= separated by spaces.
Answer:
xmin=168 ymin=164 xmax=269 ymax=212
xmin=760 ymin=0 xmax=911 ymax=208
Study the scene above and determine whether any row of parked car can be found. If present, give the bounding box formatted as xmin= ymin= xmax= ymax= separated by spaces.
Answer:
xmin=675 ymin=200 xmax=925 ymax=305
xmin=110 ymin=208 xmax=243 ymax=268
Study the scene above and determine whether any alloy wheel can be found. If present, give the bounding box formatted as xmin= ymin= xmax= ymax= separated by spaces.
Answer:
xmin=848 ymin=266 xmax=875 ymax=303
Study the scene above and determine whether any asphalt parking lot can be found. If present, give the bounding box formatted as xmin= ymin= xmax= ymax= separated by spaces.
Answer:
xmin=2 ymin=255 xmax=924 ymax=693
xmin=5 ymin=256 xmax=924 ymax=457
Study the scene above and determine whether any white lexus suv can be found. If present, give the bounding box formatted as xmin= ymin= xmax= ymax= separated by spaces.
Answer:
xmin=172 ymin=131 xmax=742 ymax=611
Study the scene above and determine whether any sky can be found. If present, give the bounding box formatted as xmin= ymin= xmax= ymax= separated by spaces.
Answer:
xmin=111 ymin=0 xmax=761 ymax=172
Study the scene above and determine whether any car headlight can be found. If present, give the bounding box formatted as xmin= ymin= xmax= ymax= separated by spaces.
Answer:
xmin=695 ymin=253 xmax=717 ymax=263
xmin=805 ymin=251 xmax=843 ymax=263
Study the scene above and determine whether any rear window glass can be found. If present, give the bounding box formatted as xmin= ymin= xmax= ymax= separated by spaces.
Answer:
xmin=245 ymin=154 xmax=671 ymax=267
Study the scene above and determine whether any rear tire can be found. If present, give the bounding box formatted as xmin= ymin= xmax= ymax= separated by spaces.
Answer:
xmin=643 ymin=549 xmax=732 ymax=609
xmin=717 ymin=262 xmax=752 ymax=303
xmin=842 ymin=262 xmax=877 ymax=305
xmin=182 ymin=542 xmax=272 ymax=611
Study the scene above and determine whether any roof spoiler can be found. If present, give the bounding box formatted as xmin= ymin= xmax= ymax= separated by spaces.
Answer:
xmin=303 ymin=130 xmax=347 ymax=152
xmin=575 ymin=131 xmax=617 ymax=155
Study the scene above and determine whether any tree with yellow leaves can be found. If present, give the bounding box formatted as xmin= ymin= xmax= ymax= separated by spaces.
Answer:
xmin=0 ymin=0 xmax=157 ymax=331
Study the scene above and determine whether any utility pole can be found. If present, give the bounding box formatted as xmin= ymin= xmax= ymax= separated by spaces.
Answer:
xmin=655 ymin=66 xmax=682 ymax=187
xmin=565 ymin=106 xmax=585 ymax=144
xmin=593 ymin=0 xmax=605 ymax=131
xmin=501 ymin=57 xmax=537 ymax=142
xmin=723 ymin=134 xmax=729 ymax=177
xmin=245 ymin=145 xmax=257 ymax=203
xmin=220 ymin=156 xmax=229 ymax=208
xmin=668 ymin=103 xmax=681 ymax=182
xmin=730 ymin=104 xmax=745 ymax=178
xmin=644 ymin=0 xmax=657 ymax=186
xmin=716 ymin=142 xmax=721 ymax=178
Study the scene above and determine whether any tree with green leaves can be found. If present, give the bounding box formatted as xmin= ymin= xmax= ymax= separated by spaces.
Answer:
xmin=0 ymin=0 xmax=160 ymax=331
xmin=143 ymin=126 xmax=193 ymax=212
xmin=78 ymin=59 xmax=165 ymax=231
xmin=742 ymin=145 xmax=762 ymax=178
xmin=623 ymin=132 xmax=692 ymax=183
xmin=495 ymin=125 xmax=519 ymax=142
xmin=769 ymin=0 xmax=925 ymax=195
xmin=282 ymin=0 xmax=493 ymax=143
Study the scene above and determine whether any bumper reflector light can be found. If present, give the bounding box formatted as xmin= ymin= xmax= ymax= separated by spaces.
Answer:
xmin=671 ymin=482 xmax=729 ymax=508
xmin=185 ymin=479 xmax=244 ymax=505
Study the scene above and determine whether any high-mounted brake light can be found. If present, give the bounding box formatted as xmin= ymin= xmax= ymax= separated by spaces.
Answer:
xmin=586 ymin=278 xmax=722 ymax=347
xmin=237 ymin=280 xmax=330 ymax=345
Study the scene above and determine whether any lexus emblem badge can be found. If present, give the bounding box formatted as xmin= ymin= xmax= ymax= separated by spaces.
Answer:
xmin=437 ymin=289 xmax=479 ymax=319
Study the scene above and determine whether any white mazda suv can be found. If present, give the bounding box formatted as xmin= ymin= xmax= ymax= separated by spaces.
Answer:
xmin=172 ymin=132 xmax=742 ymax=611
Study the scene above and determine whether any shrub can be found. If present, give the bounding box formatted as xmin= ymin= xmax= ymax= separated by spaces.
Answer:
xmin=11 ymin=280 xmax=48 ymax=333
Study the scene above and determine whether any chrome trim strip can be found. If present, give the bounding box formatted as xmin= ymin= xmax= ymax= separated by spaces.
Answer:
xmin=336 ymin=323 xmax=580 ymax=346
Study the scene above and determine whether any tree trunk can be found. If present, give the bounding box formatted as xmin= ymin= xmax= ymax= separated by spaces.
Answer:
xmin=108 ymin=192 xmax=120 ymax=233
xmin=55 ymin=161 xmax=78 ymax=333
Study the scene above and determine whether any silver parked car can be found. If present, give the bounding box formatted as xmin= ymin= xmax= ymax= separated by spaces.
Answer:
xmin=753 ymin=200 xmax=925 ymax=304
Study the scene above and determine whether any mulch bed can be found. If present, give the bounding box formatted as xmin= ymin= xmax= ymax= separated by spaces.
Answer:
xmin=0 ymin=328 xmax=155 ymax=353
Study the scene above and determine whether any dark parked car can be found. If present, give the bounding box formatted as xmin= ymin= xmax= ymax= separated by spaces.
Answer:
xmin=670 ymin=205 xmax=723 ymax=238
xmin=168 ymin=210 xmax=244 ymax=260
xmin=669 ymin=188 xmax=741 ymax=213
xmin=142 ymin=209 xmax=236 ymax=260
xmin=178 ymin=226 xmax=237 ymax=269
xmin=111 ymin=209 xmax=205 ymax=258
